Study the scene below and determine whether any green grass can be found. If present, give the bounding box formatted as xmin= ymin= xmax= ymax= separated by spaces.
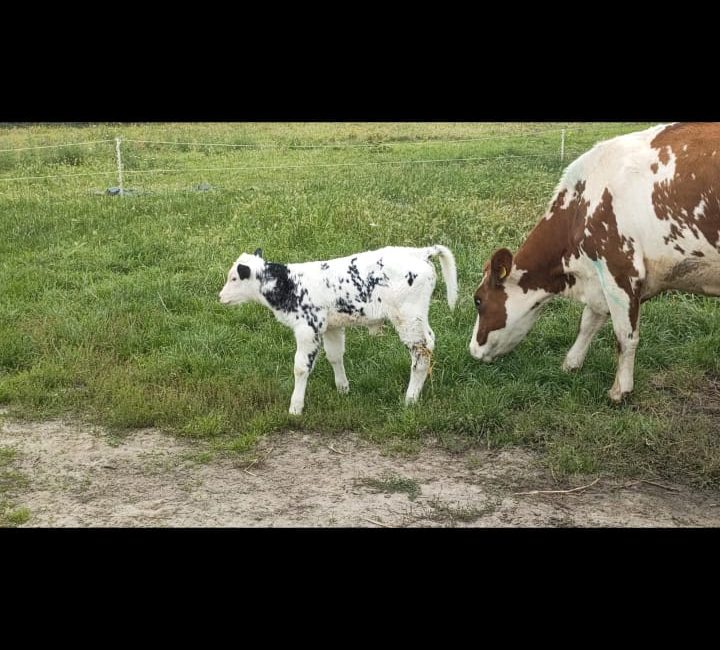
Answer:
xmin=2 ymin=122 xmax=719 ymax=487
xmin=0 ymin=446 xmax=31 ymax=526
xmin=357 ymin=474 xmax=422 ymax=500
xmin=424 ymin=497 xmax=494 ymax=524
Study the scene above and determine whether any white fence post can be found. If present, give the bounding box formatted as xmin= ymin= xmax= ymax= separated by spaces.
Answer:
xmin=560 ymin=128 xmax=566 ymax=163
xmin=115 ymin=137 xmax=124 ymax=196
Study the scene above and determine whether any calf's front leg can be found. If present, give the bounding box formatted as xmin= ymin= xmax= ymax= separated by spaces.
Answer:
xmin=323 ymin=327 xmax=349 ymax=394
xmin=289 ymin=329 xmax=321 ymax=415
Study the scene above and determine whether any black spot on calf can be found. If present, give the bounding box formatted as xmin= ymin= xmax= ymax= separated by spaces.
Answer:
xmin=347 ymin=258 xmax=388 ymax=302
xmin=336 ymin=297 xmax=357 ymax=315
xmin=261 ymin=263 xmax=299 ymax=312
xmin=307 ymin=349 xmax=318 ymax=370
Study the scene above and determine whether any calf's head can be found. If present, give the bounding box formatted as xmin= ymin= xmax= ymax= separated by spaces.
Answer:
xmin=219 ymin=248 xmax=265 ymax=305
xmin=469 ymin=248 xmax=547 ymax=362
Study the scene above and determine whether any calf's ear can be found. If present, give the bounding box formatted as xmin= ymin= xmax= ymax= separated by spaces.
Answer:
xmin=254 ymin=248 xmax=263 ymax=258
xmin=237 ymin=264 xmax=252 ymax=280
xmin=490 ymin=248 xmax=513 ymax=285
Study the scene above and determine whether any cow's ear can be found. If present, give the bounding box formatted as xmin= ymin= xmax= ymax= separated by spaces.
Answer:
xmin=237 ymin=264 xmax=251 ymax=280
xmin=490 ymin=248 xmax=513 ymax=285
xmin=254 ymin=248 xmax=263 ymax=258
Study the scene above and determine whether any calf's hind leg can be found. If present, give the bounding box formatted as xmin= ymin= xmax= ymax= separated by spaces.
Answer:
xmin=392 ymin=315 xmax=436 ymax=405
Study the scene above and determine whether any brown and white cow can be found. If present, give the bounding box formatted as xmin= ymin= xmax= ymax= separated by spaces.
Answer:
xmin=469 ymin=123 xmax=720 ymax=402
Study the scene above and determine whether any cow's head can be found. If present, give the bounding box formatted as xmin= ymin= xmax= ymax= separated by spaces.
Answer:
xmin=219 ymin=248 xmax=265 ymax=305
xmin=469 ymin=248 xmax=548 ymax=362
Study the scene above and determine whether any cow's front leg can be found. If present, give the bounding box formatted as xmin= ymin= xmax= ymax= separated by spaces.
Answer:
xmin=289 ymin=328 xmax=321 ymax=415
xmin=562 ymin=305 xmax=608 ymax=372
xmin=606 ymin=295 xmax=640 ymax=403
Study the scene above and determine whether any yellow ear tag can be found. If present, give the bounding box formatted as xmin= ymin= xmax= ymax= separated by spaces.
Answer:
xmin=499 ymin=266 xmax=508 ymax=279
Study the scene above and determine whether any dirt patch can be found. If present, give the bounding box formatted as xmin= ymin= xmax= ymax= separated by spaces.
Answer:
xmin=1 ymin=417 xmax=719 ymax=527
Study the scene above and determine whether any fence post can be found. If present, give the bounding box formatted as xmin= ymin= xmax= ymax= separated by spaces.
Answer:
xmin=560 ymin=128 xmax=566 ymax=163
xmin=115 ymin=137 xmax=124 ymax=196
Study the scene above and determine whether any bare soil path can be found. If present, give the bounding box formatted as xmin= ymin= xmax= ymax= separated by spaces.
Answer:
xmin=2 ymin=418 xmax=719 ymax=527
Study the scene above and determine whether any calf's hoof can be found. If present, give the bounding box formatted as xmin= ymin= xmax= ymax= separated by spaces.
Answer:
xmin=561 ymin=357 xmax=583 ymax=373
xmin=336 ymin=382 xmax=350 ymax=394
xmin=289 ymin=404 xmax=304 ymax=416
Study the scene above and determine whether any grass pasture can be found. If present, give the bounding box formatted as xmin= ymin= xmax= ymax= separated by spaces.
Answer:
xmin=1 ymin=121 xmax=719 ymax=487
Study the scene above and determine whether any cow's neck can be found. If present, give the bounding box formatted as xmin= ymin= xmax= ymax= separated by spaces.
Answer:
xmin=513 ymin=186 xmax=584 ymax=297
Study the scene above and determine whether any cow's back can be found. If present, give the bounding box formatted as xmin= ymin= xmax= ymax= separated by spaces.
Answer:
xmin=557 ymin=123 xmax=720 ymax=298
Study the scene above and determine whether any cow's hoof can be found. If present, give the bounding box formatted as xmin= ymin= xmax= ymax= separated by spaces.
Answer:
xmin=289 ymin=404 xmax=304 ymax=416
xmin=337 ymin=382 xmax=350 ymax=394
xmin=607 ymin=388 xmax=631 ymax=404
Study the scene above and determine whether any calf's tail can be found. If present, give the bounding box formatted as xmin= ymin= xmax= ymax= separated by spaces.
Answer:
xmin=426 ymin=245 xmax=458 ymax=310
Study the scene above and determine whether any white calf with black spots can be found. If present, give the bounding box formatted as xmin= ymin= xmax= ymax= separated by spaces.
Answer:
xmin=219 ymin=245 xmax=457 ymax=415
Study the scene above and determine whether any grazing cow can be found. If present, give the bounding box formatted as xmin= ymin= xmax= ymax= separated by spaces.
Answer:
xmin=469 ymin=122 xmax=720 ymax=402
xmin=219 ymin=245 xmax=457 ymax=414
